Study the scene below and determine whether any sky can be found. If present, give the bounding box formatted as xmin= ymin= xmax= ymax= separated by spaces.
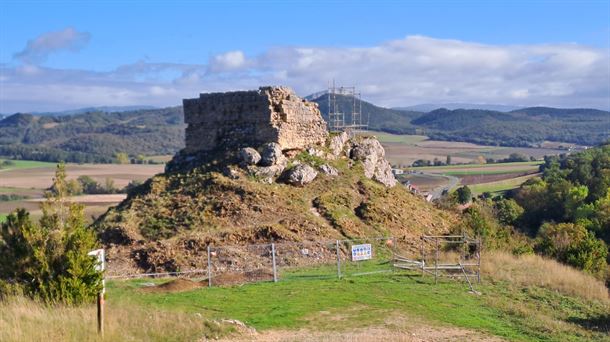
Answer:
xmin=1 ymin=0 xmax=609 ymax=113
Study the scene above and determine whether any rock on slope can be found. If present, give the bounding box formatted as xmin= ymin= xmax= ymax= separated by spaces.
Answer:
xmin=95 ymin=133 xmax=458 ymax=275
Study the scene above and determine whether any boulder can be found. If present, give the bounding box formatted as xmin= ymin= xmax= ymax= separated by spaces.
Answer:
xmin=349 ymin=137 xmax=397 ymax=187
xmin=329 ymin=131 xmax=349 ymax=157
xmin=373 ymin=159 xmax=397 ymax=187
xmin=319 ymin=164 xmax=339 ymax=177
xmin=285 ymin=164 xmax=318 ymax=186
xmin=238 ymin=147 xmax=261 ymax=165
xmin=259 ymin=142 xmax=285 ymax=166
xmin=247 ymin=157 xmax=287 ymax=183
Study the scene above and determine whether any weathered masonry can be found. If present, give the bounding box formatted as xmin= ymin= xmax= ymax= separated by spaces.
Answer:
xmin=182 ymin=86 xmax=328 ymax=153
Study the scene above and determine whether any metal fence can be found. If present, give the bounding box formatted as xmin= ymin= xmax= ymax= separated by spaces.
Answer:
xmin=107 ymin=236 xmax=397 ymax=286
xmin=107 ymin=234 xmax=480 ymax=291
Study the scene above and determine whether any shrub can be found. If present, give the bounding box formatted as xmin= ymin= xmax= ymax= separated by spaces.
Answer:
xmin=537 ymin=222 xmax=608 ymax=279
xmin=0 ymin=163 xmax=102 ymax=304
xmin=456 ymin=186 xmax=472 ymax=204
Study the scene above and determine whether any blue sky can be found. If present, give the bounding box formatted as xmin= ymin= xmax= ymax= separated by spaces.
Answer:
xmin=1 ymin=0 xmax=609 ymax=112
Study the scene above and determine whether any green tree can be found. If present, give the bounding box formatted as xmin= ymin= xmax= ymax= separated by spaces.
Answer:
xmin=456 ymin=186 xmax=472 ymax=204
xmin=446 ymin=155 xmax=452 ymax=165
xmin=494 ymin=198 xmax=524 ymax=226
xmin=0 ymin=163 xmax=102 ymax=303
xmin=115 ymin=152 xmax=129 ymax=164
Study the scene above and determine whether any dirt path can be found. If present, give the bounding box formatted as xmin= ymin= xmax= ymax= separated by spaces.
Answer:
xmin=219 ymin=325 xmax=504 ymax=342
xmin=216 ymin=313 xmax=505 ymax=342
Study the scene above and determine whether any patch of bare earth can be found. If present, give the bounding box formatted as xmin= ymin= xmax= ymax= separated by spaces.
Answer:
xmin=219 ymin=314 xmax=505 ymax=342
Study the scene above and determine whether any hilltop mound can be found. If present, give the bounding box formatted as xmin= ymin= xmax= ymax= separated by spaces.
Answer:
xmin=95 ymin=87 xmax=458 ymax=275
xmin=96 ymin=133 xmax=458 ymax=275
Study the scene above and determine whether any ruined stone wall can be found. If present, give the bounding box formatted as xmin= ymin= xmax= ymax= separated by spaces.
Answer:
xmin=183 ymin=86 xmax=328 ymax=153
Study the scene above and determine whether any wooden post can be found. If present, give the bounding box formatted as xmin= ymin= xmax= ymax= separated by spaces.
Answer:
xmin=271 ymin=243 xmax=278 ymax=282
xmin=336 ymin=240 xmax=341 ymax=279
xmin=421 ymin=237 xmax=425 ymax=277
xmin=477 ymin=238 xmax=481 ymax=284
xmin=207 ymin=245 xmax=212 ymax=287
xmin=97 ymin=292 xmax=104 ymax=336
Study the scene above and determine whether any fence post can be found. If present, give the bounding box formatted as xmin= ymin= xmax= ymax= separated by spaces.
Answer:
xmin=421 ymin=237 xmax=425 ymax=277
xmin=477 ymin=238 xmax=481 ymax=284
xmin=336 ymin=240 xmax=341 ymax=279
xmin=434 ymin=237 xmax=439 ymax=284
xmin=271 ymin=243 xmax=278 ymax=282
xmin=207 ymin=245 xmax=212 ymax=287
xmin=97 ymin=292 xmax=104 ymax=336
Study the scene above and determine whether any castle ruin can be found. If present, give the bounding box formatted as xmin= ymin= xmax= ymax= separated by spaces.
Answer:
xmin=182 ymin=86 xmax=328 ymax=153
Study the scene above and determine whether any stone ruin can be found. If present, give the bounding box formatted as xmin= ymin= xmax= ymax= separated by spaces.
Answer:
xmin=182 ymin=86 xmax=328 ymax=153
xmin=178 ymin=86 xmax=396 ymax=188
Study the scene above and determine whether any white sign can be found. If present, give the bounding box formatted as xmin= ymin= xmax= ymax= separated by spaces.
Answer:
xmin=88 ymin=249 xmax=105 ymax=271
xmin=351 ymin=244 xmax=372 ymax=261
xmin=88 ymin=249 xmax=105 ymax=294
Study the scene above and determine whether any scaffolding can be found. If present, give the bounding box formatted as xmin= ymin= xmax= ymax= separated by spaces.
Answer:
xmin=393 ymin=234 xmax=481 ymax=293
xmin=327 ymin=81 xmax=369 ymax=133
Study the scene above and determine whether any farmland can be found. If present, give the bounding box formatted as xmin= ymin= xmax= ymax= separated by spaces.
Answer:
xmin=373 ymin=131 xmax=572 ymax=167
xmin=372 ymin=132 xmax=566 ymax=196
xmin=0 ymin=158 xmax=164 ymax=223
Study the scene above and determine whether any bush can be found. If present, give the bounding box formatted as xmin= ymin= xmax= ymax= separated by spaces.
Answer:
xmin=494 ymin=198 xmax=524 ymax=225
xmin=0 ymin=163 xmax=102 ymax=304
xmin=537 ymin=222 xmax=607 ymax=279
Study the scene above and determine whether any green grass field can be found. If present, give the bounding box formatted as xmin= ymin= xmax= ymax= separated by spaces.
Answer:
xmin=469 ymin=174 xmax=539 ymax=195
xmin=0 ymin=159 xmax=56 ymax=171
xmin=106 ymin=269 xmax=608 ymax=341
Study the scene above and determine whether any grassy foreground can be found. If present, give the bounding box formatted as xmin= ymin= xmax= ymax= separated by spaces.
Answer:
xmin=2 ymin=252 xmax=608 ymax=342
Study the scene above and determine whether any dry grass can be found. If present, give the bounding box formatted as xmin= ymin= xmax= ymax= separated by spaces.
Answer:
xmin=0 ymin=296 xmax=231 ymax=342
xmin=482 ymin=251 xmax=609 ymax=303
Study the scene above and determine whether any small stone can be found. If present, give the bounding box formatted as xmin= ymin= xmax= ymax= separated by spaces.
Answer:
xmin=238 ymin=147 xmax=261 ymax=165
xmin=318 ymin=164 xmax=339 ymax=176
xmin=285 ymin=164 xmax=318 ymax=186
xmin=306 ymin=147 xmax=325 ymax=158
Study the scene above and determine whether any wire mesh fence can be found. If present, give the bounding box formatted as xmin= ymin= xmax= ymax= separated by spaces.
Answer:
xmin=106 ymin=234 xmax=480 ymax=291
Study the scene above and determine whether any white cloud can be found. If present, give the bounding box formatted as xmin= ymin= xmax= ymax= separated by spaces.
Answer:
xmin=208 ymin=50 xmax=247 ymax=73
xmin=1 ymin=35 xmax=609 ymax=112
xmin=13 ymin=27 xmax=91 ymax=64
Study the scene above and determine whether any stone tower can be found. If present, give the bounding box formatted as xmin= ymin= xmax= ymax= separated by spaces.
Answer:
xmin=182 ymin=86 xmax=328 ymax=153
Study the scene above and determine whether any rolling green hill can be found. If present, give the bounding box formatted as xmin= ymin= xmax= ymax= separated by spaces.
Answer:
xmin=0 ymin=107 xmax=184 ymax=163
xmin=1 ymin=97 xmax=608 ymax=163
xmin=412 ymin=107 xmax=609 ymax=146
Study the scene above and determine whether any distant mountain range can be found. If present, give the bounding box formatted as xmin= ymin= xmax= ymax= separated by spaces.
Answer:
xmin=0 ymin=95 xmax=608 ymax=163
xmin=393 ymin=103 xmax=522 ymax=113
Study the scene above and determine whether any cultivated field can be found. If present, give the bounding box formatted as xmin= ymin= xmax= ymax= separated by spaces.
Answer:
xmin=372 ymin=131 xmax=568 ymax=167
xmin=368 ymin=132 xmax=560 ymax=195
xmin=0 ymin=159 xmax=164 ymax=223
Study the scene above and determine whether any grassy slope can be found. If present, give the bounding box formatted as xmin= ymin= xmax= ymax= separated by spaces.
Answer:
xmin=105 ymin=264 xmax=609 ymax=342
xmin=97 ymin=155 xmax=458 ymax=273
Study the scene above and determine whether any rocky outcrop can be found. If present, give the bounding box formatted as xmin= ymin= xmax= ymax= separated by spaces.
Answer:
xmin=285 ymin=164 xmax=318 ymax=186
xmin=350 ymin=138 xmax=397 ymax=187
xmin=329 ymin=131 xmax=349 ymax=157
